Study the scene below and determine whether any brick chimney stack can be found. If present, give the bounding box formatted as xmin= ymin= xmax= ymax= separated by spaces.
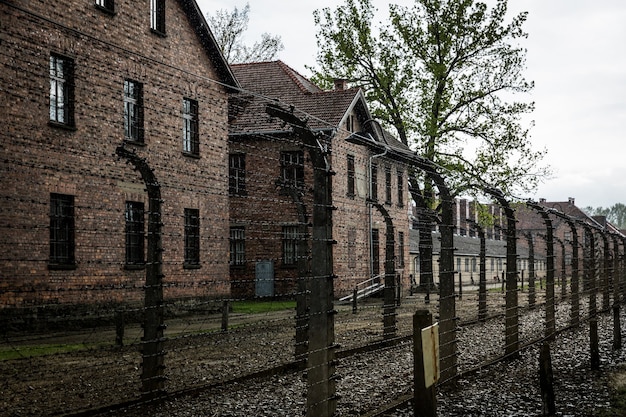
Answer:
xmin=333 ymin=79 xmax=348 ymax=90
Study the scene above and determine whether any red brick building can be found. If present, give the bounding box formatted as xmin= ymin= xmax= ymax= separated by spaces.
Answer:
xmin=228 ymin=61 xmax=410 ymax=298
xmin=0 ymin=0 xmax=236 ymax=310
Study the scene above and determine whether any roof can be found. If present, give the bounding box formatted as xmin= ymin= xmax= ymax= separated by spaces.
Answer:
xmin=228 ymin=60 xmax=365 ymax=134
xmin=409 ymin=229 xmax=537 ymax=259
xmin=178 ymin=0 xmax=238 ymax=90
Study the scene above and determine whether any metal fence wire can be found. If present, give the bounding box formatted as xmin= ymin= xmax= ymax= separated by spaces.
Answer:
xmin=2 ymin=3 xmax=626 ymax=417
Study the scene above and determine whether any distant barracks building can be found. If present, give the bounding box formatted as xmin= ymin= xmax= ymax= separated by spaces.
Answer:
xmin=0 ymin=0 xmax=237 ymax=311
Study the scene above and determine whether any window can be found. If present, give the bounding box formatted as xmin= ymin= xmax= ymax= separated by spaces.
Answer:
xmin=471 ymin=257 xmax=477 ymax=273
xmin=280 ymin=151 xmax=304 ymax=189
xmin=49 ymin=193 xmax=75 ymax=267
xmin=371 ymin=228 xmax=380 ymax=276
xmin=370 ymin=163 xmax=378 ymax=201
xmin=397 ymin=170 xmax=404 ymax=207
xmin=347 ymin=228 xmax=356 ymax=269
xmin=230 ymin=227 xmax=245 ymax=266
xmin=397 ymin=231 xmax=405 ymax=267
xmin=184 ymin=208 xmax=200 ymax=267
xmin=282 ymin=226 xmax=299 ymax=266
xmin=346 ymin=114 xmax=355 ymax=132
xmin=347 ymin=154 xmax=355 ymax=198
xmin=229 ymin=153 xmax=246 ymax=196
xmin=182 ymin=98 xmax=199 ymax=156
xmin=95 ymin=0 xmax=114 ymax=13
xmin=464 ymin=258 xmax=469 ymax=272
xmin=385 ymin=166 xmax=392 ymax=204
xmin=150 ymin=0 xmax=166 ymax=34
xmin=125 ymin=201 xmax=144 ymax=266
xmin=457 ymin=258 xmax=461 ymax=272
xmin=124 ymin=79 xmax=143 ymax=143
xmin=490 ymin=258 xmax=495 ymax=272
xmin=49 ymin=54 xmax=74 ymax=127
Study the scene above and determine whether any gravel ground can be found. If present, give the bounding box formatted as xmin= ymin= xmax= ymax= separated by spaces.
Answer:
xmin=2 ymin=289 xmax=620 ymax=417
xmin=112 ymin=297 xmax=623 ymax=417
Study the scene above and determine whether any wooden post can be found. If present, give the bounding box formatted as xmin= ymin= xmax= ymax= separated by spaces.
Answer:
xmin=115 ymin=309 xmax=124 ymax=347
xmin=414 ymin=310 xmax=437 ymax=417
xmin=221 ymin=300 xmax=229 ymax=332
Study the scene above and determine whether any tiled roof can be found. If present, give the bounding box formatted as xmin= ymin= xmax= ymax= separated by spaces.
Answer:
xmin=229 ymin=60 xmax=362 ymax=133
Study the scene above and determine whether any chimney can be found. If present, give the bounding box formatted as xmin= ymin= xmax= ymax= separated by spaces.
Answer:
xmin=539 ymin=198 xmax=546 ymax=203
xmin=333 ymin=78 xmax=348 ymax=90
xmin=568 ymin=197 xmax=575 ymax=205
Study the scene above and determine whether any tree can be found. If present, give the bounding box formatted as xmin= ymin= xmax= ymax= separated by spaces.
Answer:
xmin=311 ymin=0 xmax=549 ymax=197
xmin=584 ymin=204 xmax=626 ymax=229
xmin=312 ymin=0 xmax=549 ymax=288
xmin=208 ymin=3 xmax=284 ymax=64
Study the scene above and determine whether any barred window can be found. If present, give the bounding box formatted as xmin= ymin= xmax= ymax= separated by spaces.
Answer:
xmin=124 ymin=79 xmax=143 ymax=142
xmin=397 ymin=231 xmax=405 ymax=267
xmin=49 ymin=193 xmax=75 ymax=267
xmin=229 ymin=153 xmax=246 ymax=196
xmin=282 ymin=226 xmax=299 ymax=266
xmin=95 ymin=0 xmax=114 ymax=12
xmin=385 ymin=166 xmax=392 ymax=204
xmin=370 ymin=163 xmax=378 ymax=201
xmin=347 ymin=154 xmax=355 ymax=198
xmin=397 ymin=169 xmax=404 ymax=207
xmin=182 ymin=98 xmax=199 ymax=156
xmin=184 ymin=208 xmax=200 ymax=267
xmin=49 ymin=54 xmax=74 ymax=127
xmin=230 ymin=226 xmax=245 ymax=266
xmin=150 ymin=0 xmax=166 ymax=34
xmin=125 ymin=201 xmax=144 ymax=266
xmin=280 ymin=151 xmax=304 ymax=189
xmin=371 ymin=228 xmax=380 ymax=276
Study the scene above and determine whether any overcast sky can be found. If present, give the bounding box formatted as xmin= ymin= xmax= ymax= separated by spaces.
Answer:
xmin=196 ymin=0 xmax=626 ymax=209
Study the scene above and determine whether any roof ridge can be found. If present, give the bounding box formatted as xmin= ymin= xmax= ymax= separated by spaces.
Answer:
xmin=275 ymin=60 xmax=323 ymax=94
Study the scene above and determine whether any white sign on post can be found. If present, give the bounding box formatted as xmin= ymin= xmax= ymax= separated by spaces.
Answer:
xmin=421 ymin=323 xmax=440 ymax=388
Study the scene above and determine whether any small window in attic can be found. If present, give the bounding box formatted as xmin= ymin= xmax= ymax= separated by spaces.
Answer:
xmin=346 ymin=114 xmax=356 ymax=132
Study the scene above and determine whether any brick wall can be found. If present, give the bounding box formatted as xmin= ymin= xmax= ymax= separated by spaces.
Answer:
xmin=0 ymin=1 xmax=231 ymax=308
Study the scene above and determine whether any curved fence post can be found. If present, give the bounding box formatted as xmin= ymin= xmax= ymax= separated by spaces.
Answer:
xmin=116 ymin=145 xmax=166 ymax=399
xmin=371 ymin=201 xmax=397 ymax=340
xmin=527 ymin=201 xmax=556 ymax=340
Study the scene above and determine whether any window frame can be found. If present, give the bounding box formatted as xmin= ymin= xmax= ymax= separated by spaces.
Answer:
xmin=346 ymin=154 xmax=355 ymax=198
xmin=229 ymin=153 xmax=246 ymax=196
xmin=370 ymin=162 xmax=378 ymax=201
xmin=49 ymin=54 xmax=75 ymax=128
xmin=124 ymin=79 xmax=144 ymax=144
xmin=150 ymin=0 xmax=166 ymax=35
xmin=280 ymin=151 xmax=304 ymax=189
xmin=282 ymin=225 xmax=299 ymax=267
xmin=397 ymin=169 xmax=404 ymax=207
xmin=95 ymin=0 xmax=115 ymax=13
xmin=184 ymin=208 xmax=200 ymax=268
xmin=384 ymin=165 xmax=392 ymax=205
xmin=229 ymin=226 xmax=246 ymax=267
xmin=182 ymin=98 xmax=199 ymax=156
xmin=124 ymin=201 xmax=145 ymax=268
xmin=49 ymin=193 xmax=76 ymax=269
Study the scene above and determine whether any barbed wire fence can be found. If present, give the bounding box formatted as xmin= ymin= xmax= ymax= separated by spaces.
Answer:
xmin=2 ymin=6 xmax=626 ymax=414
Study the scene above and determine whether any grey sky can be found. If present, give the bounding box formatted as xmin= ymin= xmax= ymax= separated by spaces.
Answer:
xmin=197 ymin=0 xmax=626 ymax=209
